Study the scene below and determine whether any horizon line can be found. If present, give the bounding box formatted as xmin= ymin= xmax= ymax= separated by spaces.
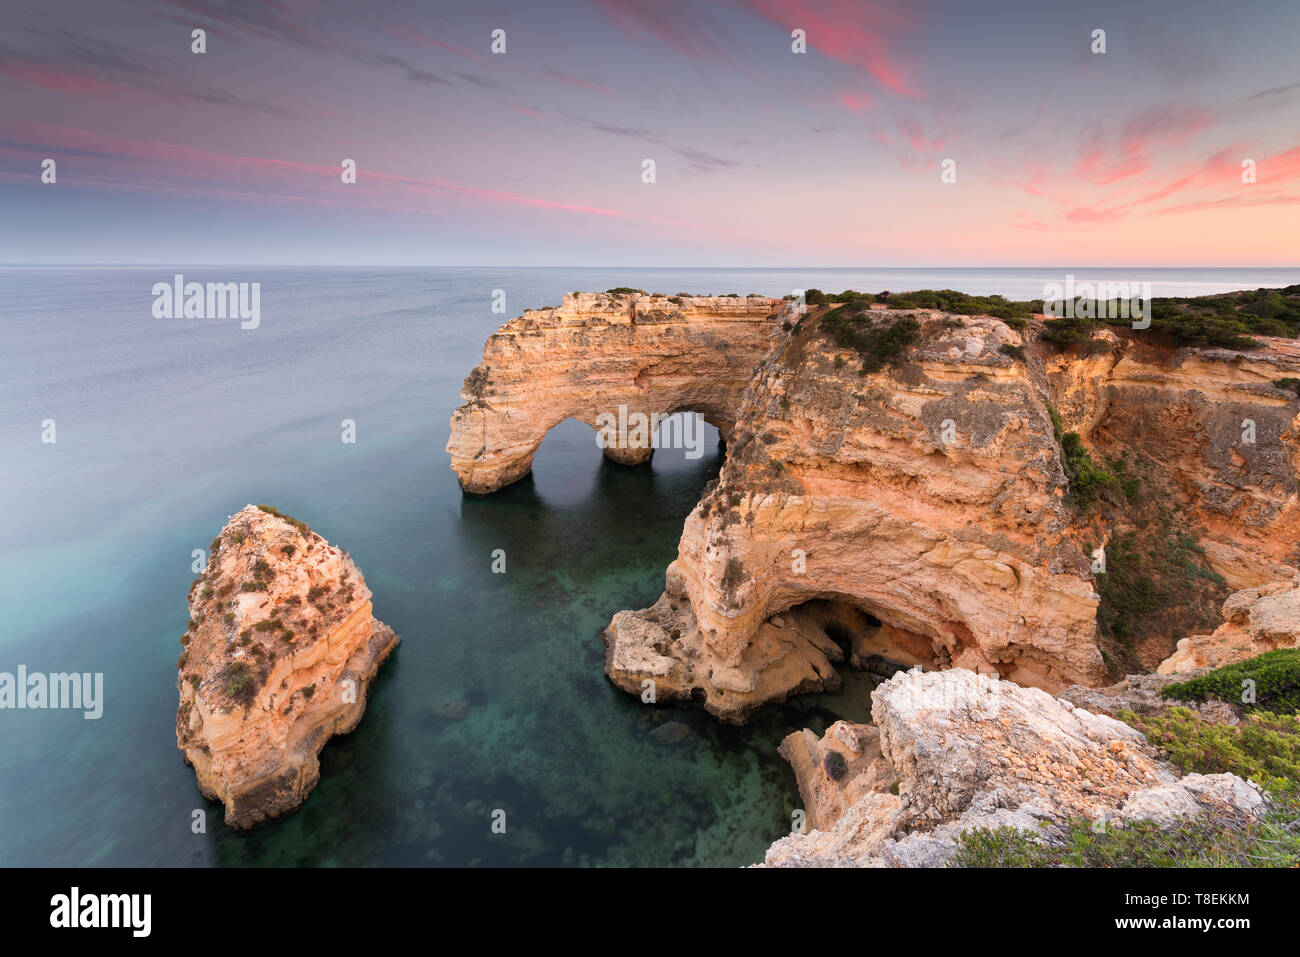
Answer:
xmin=3 ymin=263 xmax=1299 ymax=270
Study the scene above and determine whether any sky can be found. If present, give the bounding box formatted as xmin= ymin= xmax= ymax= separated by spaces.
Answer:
xmin=1 ymin=0 xmax=1298 ymax=266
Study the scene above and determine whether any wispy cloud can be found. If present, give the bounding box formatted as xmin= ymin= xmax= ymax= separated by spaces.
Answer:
xmin=0 ymin=28 xmax=295 ymax=115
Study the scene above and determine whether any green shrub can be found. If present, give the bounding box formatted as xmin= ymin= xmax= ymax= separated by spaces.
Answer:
xmin=820 ymin=306 xmax=920 ymax=374
xmin=1041 ymin=314 xmax=1107 ymax=352
xmin=223 ymin=661 xmax=257 ymax=706
xmin=1046 ymin=405 xmax=1118 ymax=508
xmin=889 ymin=289 xmax=1040 ymax=320
xmin=1123 ymin=706 xmax=1300 ymax=790
xmin=1274 ymin=378 xmax=1300 ymax=396
xmin=1161 ymin=649 xmax=1300 ymax=714
xmin=256 ymin=504 xmax=312 ymax=536
xmin=952 ymin=797 xmax=1300 ymax=867
xmin=999 ymin=343 xmax=1026 ymax=361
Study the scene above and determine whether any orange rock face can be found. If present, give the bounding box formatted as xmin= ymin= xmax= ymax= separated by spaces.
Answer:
xmin=176 ymin=505 xmax=399 ymax=828
xmin=451 ymin=294 xmax=1300 ymax=722
xmin=445 ymin=292 xmax=781 ymax=493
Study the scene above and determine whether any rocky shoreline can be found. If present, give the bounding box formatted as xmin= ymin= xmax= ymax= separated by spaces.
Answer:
xmin=447 ymin=289 xmax=1300 ymax=865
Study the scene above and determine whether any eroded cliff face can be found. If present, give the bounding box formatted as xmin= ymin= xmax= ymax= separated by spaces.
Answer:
xmin=607 ymin=306 xmax=1112 ymax=722
xmin=446 ymin=292 xmax=781 ymax=494
xmin=450 ymin=293 xmax=1300 ymax=722
xmin=176 ymin=505 xmax=399 ymax=829
xmin=1045 ymin=332 xmax=1300 ymax=586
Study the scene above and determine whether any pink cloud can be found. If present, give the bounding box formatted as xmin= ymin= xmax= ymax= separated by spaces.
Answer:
xmin=839 ymin=91 xmax=873 ymax=113
xmin=741 ymin=0 xmax=920 ymax=97
xmin=542 ymin=68 xmax=612 ymax=95
xmin=0 ymin=61 xmax=118 ymax=95
xmin=6 ymin=124 xmax=639 ymax=220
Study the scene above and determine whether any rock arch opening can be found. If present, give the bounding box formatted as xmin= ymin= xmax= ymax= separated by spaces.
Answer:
xmin=763 ymin=597 xmax=941 ymax=689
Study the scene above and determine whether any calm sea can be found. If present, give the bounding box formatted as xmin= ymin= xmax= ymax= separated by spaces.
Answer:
xmin=1 ymin=266 xmax=1295 ymax=866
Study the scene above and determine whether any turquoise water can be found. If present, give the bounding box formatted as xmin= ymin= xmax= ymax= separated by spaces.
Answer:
xmin=1 ymin=266 xmax=1295 ymax=867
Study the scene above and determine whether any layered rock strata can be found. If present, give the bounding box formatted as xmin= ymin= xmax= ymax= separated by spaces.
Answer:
xmin=451 ymin=293 xmax=1300 ymax=720
xmin=446 ymin=292 xmax=781 ymax=494
xmin=176 ymin=505 xmax=399 ymax=828
xmin=762 ymin=668 xmax=1269 ymax=868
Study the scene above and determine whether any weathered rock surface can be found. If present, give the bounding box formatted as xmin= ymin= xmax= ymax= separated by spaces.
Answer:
xmin=762 ymin=669 xmax=1268 ymax=868
xmin=606 ymin=310 xmax=1300 ymax=718
xmin=451 ymin=293 xmax=1300 ymax=720
xmin=176 ymin=505 xmax=399 ymax=829
xmin=1058 ymin=671 xmax=1240 ymax=724
xmin=1159 ymin=573 xmax=1300 ymax=674
xmin=608 ymin=305 xmax=1109 ymax=717
xmin=446 ymin=292 xmax=780 ymax=494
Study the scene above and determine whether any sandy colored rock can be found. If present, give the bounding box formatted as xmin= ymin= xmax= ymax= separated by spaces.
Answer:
xmin=176 ymin=505 xmax=399 ymax=829
xmin=1159 ymin=573 xmax=1300 ymax=674
xmin=452 ymin=294 xmax=1300 ymax=719
xmin=762 ymin=668 xmax=1268 ymax=867
xmin=446 ymin=292 xmax=780 ymax=494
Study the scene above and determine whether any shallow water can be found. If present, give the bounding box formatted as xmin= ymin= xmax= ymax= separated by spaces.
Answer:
xmin=1 ymin=266 xmax=1294 ymax=866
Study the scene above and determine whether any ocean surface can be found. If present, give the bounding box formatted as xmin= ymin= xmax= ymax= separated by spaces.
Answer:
xmin=1 ymin=266 xmax=1296 ymax=867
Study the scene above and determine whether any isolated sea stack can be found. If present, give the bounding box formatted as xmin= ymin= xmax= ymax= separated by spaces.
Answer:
xmin=176 ymin=504 xmax=399 ymax=828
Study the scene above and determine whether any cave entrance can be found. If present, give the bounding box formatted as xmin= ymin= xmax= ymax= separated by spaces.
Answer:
xmin=774 ymin=597 xmax=936 ymax=686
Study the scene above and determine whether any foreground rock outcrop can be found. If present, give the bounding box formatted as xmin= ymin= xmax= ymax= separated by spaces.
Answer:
xmin=763 ymin=668 xmax=1269 ymax=867
xmin=176 ymin=505 xmax=399 ymax=828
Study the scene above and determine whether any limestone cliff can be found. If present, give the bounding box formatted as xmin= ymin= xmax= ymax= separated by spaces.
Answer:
xmin=762 ymin=668 xmax=1269 ymax=868
xmin=446 ymin=292 xmax=781 ymax=493
xmin=1159 ymin=573 xmax=1300 ymax=674
xmin=176 ymin=505 xmax=399 ymax=829
xmin=450 ymin=293 xmax=1300 ymax=722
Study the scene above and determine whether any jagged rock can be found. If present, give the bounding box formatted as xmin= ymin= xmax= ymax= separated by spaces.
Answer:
xmin=1120 ymin=773 xmax=1268 ymax=827
xmin=761 ymin=668 xmax=1268 ymax=868
xmin=605 ymin=311 xmax=1300 ymax=717
xmin=176 ymin=505 xmax=399 ymax=829
xmin=452 ymin=294 xmax=1300 ymax=719
xmin=445 ymin=292 xmax=779 ymax=494
xmin=1159 ymin=573 xmax=1300 ymax=674
xmin=1058 ymin=672 xmax=1241 ymax=724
